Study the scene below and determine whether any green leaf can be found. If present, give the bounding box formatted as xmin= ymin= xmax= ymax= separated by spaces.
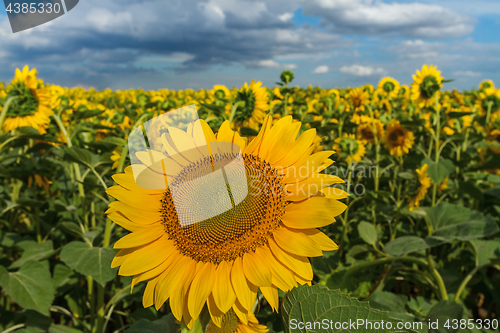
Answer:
xmin=384 ymin=236 xmax=442 ymax=256
xmin=469 ymin=239 xmax=500 ymax=267
xmin=424 ymin=202 xmax=499 ymax=241
xmin=9 ymin=241 xmax=56 ymax=269
xmin=126 ymin=314 xmax=178 ymax=333
xmin=366 ymin=292 xmax=407 ymax=313
xmin=423 ymin=158 xmax=454 ymax=184
xmin=73 ymin=109 xmax=105 ymax=120
xmin=282 ymin=284 xmax=415 ymax=333
xmin=425 ymin=301 xmax=463 ymax=333
xmin=60 ymin=222 xmax=85 ymax=239
xmin=53 ymin=264 xmax=75 ymax=288
xmin=446 ymin=112 xmax=473 ymax=119
xmin=16 ymin=127 xmax=42 ymax=136
xmin=0 ymin=261 xmax=55 ymax=315
xmin=398 ymin=172 xmax=415 ymax=180
xmin=239 ymin=127 xmax=259 ymax=137
xmin=63 ymin=147 xmax=99 ymax=169
xmin=358 ymin=222 xmax=378 ymax=246
xmin=458 ymin=181 xmax=484 ymax=202
xmin=60 ymin=241 xmax=118 ymax=287
xmin=48 ymin=325 xmax=84 ymax=333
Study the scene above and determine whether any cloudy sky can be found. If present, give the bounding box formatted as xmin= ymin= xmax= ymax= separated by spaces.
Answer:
xmin=0 ymin=0 xmax=499 ymax=91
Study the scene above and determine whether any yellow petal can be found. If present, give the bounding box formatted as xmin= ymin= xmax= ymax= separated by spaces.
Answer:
xmin=142 ymin=276 xmax=160 ymax=308
xmin=188 ymin=262 xmax=216 ymax=319
xmin=260 ymin=286 xmax=279 ymax=311
xmin=207 ymin=294 xmax=224 ymax=328
xmin=267 ymin=238 xmax=313 ymax=281
xmin=231 ymin=257 xmax=258 ymax=312
xmin=118 ymin=234 xmax=174 ymax=276
xmin=256 ymin=246 xmax=296 ymax=292
xmin=303 ymin=229 xmax=339 ymax=251
xmin=273 ymin=227 xmax=323 ymax=257
xmin=212 ymin=261 xmax=236 ymax=313
xmin=113 ymin=223 xmax=165 ymax=249
xmin=242 ymin=251 xmax=272 ymax=287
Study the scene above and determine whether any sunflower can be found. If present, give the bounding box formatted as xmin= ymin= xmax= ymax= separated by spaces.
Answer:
xmin=346 ymin=87 xmax=368 ymax=112
xmin=384 ymin=120 xmax=414 ymax=157
xmin=356 ymin=119 xmax=384 ymax=144
xmin=272 ymin=87 xmax=284 ymax=100
xmin=377 ymin=77 xmax=400 ymax=99
xmin=213 ymin=85 xmax=233 ymax=100
xmin=409 ymin=164 xmax=431 ymax=211
xmin=332 ymin=134 xmax=366 ymax=163
xmin=410 ymin=64 xmax=443 ymax=108
xmin=232 ymin=81 xmax=269 ymax=130
xmin=107 ymin=115 xmax=347 ymax=328
xmin=205 ymin=309 xmax=268 ymax=333
xmin=1 ymin=65 xmax=53 ymax=134
xmin=479 ymin=80 xmax=494 ymax=91
xmin=476 ymin=87 xmax=500 ymax=119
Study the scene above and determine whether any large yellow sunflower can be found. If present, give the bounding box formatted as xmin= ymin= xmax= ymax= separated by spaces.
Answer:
xmin=409 ymin=164 xmax=431 ymax=211
xmin=232 ymin=81 xmax=269 ymax=130
xmin=206 ymin=309 xmax=268 ymax=333
xmin=410 ymin=64 xmax=443 ymax=108
xmin=332 ymin=134 xmax=366 ymax=163
xmin=1 ymin=65 xmax=53 ymax=134
xmin=377 ymin=77 xmax=400 ymax=99
xmin=107 ymin=115 xmax=347 ymax=329
xmin=384 ymin=120 xmax=414 ymax=157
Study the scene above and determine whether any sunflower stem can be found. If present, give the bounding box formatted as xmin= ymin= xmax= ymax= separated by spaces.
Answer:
xmin=116 ymin=144 xmax=128 ymax=174
xmin=485 ymin=101 xmax=493 ymax=128
xmin=367 ymin=105 xmax=380 ymax=197
xmin=52 ymin=113 xmax=87 ymax=213
xmin=228 ymin=101 xmax=245 ymax=127
xmin=426 ymin=250 xmax=448 ymax=300
xmin=0 ymin=96 xmax=20 ymax=134
xmin=432 ymin=94 xmax=441 ymax=206
xmin=283 ymin=93 xmax=289 ymax=117
xmin=340 ymin=256 xmax=430 ymax=289
xmin=453 ymin=265 xmax=486 ymax=302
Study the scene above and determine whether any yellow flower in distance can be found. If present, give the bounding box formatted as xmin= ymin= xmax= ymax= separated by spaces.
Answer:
xmin=233 ymin=81 xmax=269 ymax=130
xmin=346 ymin=87 xmax=369 ymax=112
xmin=1 ymin=65 xmax=53 ymax=134
xmin=377 ymin=77 xmax=400 ymax=99
xmin=476 ymin=87 xmax=500 ymax=117
xmin=409 ymin=164 xmax=431 ymax=211
xmin=357 ymin=119 xmax=384 ymax=144
xmin=205 ymin=309 xmax=268 ymax=333
xmin=333 ymin=134 xmax=366 ymax=163
xmin=410 ymin=64 xmax=443 ymax=108
xmin=107 ymin=116 xmax=347 ymax=328
xmin=384 ymin=120 xmax=414 ymax=157
xmin=479 ymin=80 xmax=494 ymax=91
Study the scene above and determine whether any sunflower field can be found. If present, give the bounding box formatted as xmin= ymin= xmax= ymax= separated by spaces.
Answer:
xmin=0 ymin=65 xmax=499 ymax=333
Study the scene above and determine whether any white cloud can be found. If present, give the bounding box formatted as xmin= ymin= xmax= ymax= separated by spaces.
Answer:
xmin=304 ymin=0 xmax=474 ymax=38
xmin=340 ymin=65 xmax=385 ymax=76
xmin=312 ymin=65 xmax=329 ymax=74
xmin=278 ymin=12 xmax=293 ymax=21
xmin=453 ymin=71 xmax=482 ymax=77
xmin=257 ymin=59 xmax=297 ymax=69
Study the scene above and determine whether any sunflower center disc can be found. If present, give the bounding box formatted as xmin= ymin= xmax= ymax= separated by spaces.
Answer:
xmin=389 ymin=129 xmax=405 ymax=145
xmin=161 ymin=153 xmax=287 ymax=264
